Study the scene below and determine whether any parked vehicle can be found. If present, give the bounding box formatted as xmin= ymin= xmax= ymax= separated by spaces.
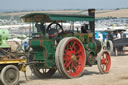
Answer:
xmin=113 ymin=31 xmax=128 ymax=56
xmin=99 ymin=28 xmax=128 ymax=56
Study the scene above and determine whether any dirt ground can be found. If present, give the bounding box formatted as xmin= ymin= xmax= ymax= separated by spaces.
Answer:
xmin=19 ymin=55 xmax=128 ymax=85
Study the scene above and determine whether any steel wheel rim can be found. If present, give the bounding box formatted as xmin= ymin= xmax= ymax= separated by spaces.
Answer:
xmin=55 ymin=38 xmax=68 ymax=74
xmin=62 ymin=39 xmax=85 ymax=77
xmin=5 ymin=68 xmax=18 ymax=84
xmin=1 ymin=65 xmax=19 ymax=85
xmin=100 ymin=52 xmax=111 ymax=73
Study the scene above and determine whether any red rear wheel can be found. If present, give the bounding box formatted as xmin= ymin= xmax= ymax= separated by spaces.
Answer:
xmin=56 ymin=37 xmax=85 ymax=78
xmin=97 ymin=50 xmax=111 ymax=74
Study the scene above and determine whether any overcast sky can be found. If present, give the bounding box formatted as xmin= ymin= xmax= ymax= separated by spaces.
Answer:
xmin=0 ymin=0 xmax=128 ymax=10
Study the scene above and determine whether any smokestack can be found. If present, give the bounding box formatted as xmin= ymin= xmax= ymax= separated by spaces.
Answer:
xmin=88 ymin=9 xmax=95 ymax=38
xmin=88 ymin=9 xmax=95 ymax=17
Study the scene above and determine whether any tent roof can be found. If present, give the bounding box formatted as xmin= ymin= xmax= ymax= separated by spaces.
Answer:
xmin=21 ymin=13 xmax=94 ymax=22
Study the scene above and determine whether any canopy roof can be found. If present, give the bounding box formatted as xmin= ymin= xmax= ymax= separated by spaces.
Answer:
xmin=21 ymin=13 xmax=94 ymax=22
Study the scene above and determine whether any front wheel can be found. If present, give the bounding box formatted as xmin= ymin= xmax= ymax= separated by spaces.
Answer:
xmin=97 ymin=50 xmax=111 ymax=74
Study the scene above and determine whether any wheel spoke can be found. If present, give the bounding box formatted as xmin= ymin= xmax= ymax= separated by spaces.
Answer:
xmin=101 ymin=53 xmax=107 ymax=64
xmin=103 ymin=53 xmax=106 ymax=59
xmin=64 ymin=57 xmax=71 ymax=65
xmin=71 ymin=62 xmax=77 ymax=72
xmin=71 ymin=42 xmax=76 ymax=50
xmin=44 ymin=69 xmax=47 ymax=73
xmin=68 ymin=62 xmax=73 ymax=72
xmin=65 ymin=60 xmax=72 ymax=69
xmin=101 ymin=58 xmax=107 ymax=64
xmin=64 ymin=50 xmax=72 ymax=57
xmin=75 ymin=59 xmax=82 ymax=66
xmin=75 ymin=49 xmax=82 ymax=55
xmin=64 ymin=56 xmax=70 ymax=61
xmin=42 ymin=69 xmax=45 ymax=73
xmin=66 ymin=44 xmax=71 ymax=50
xmin=102 ymin=64 xmax=106 ymax=70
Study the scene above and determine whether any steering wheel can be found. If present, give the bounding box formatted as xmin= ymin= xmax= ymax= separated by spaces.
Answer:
xmin=46 ymin=22 xmax=64 ymax=38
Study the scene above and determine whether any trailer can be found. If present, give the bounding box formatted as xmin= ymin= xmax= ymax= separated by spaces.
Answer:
xmin=0 ymin=49 xmax=26 ymax=85
xmin=0 ymin=29 xmax=27 ymax=85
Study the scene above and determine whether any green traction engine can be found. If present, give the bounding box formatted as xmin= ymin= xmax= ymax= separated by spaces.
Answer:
xmin=21 ymin=9 xmax=111 ymax=78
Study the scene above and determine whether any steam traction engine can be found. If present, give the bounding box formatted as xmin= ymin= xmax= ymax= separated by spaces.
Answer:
xmin=21 ymin=9 xmax=111 ymax=78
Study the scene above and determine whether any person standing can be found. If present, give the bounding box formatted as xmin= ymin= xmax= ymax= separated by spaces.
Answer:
xmin=116 ymin=31 xmax=121 ymax=39
xmin=108 ymin=32 xmax=114 ymax=41
xmin=24 ymin=42 xmax=28 ymax=52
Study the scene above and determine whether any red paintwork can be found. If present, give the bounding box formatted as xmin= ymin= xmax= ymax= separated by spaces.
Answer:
xmin=63 ymin=39 xmax=85 ymax=77
xmin=100 ymin=51 xmax=111 ymax=73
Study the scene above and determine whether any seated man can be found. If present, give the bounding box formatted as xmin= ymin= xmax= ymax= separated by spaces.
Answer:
xmin=35 ymin=23 xmax=45 ymax=34
xmin=24 ymin=42 xmax=28 ymax=52
xmin=81 ymin=24 xmax=88 ymax=33
xmin=35 ymin=23 xmax=41 ymax=32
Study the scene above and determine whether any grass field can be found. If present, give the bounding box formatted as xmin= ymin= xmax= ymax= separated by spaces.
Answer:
xmin=0 ymin=9 xmax=128 ymax=18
